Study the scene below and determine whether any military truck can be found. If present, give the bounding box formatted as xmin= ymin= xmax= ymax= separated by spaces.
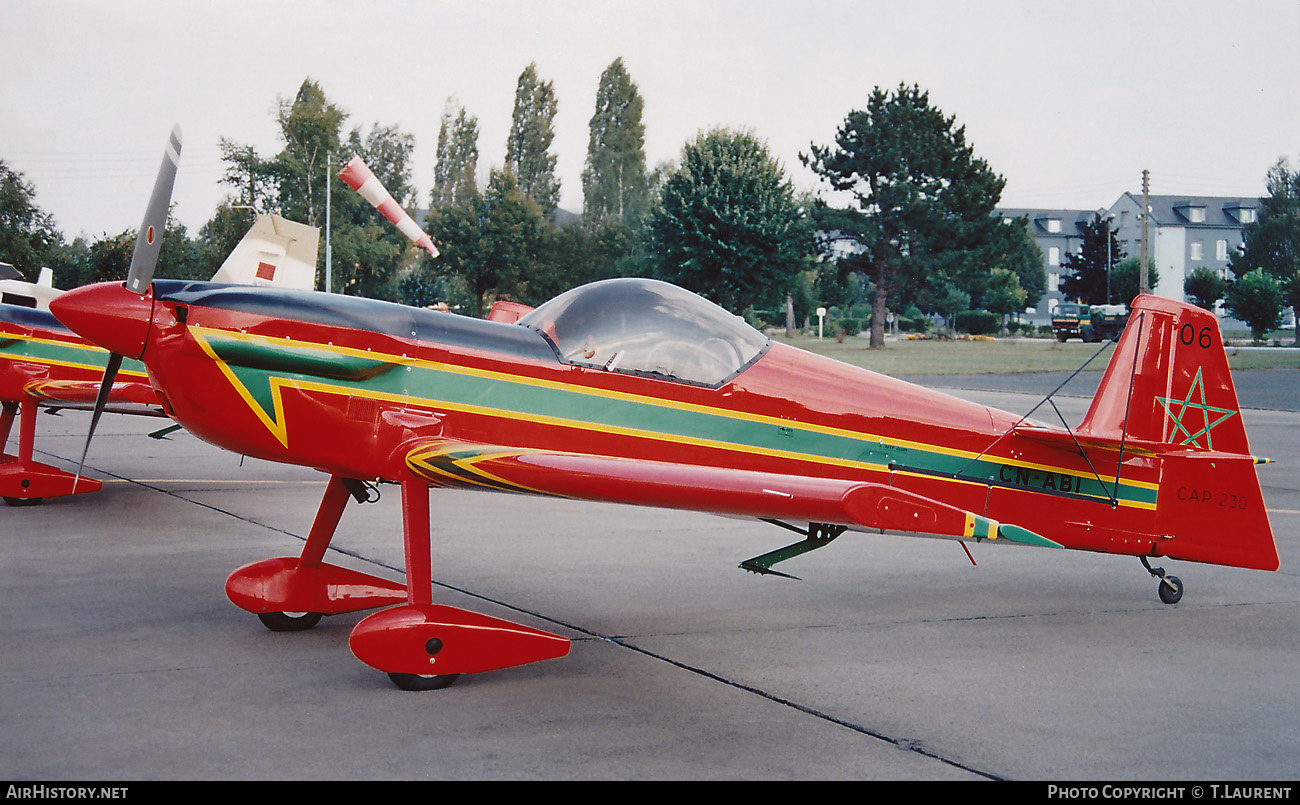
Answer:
xmin=1051 ymin=303 xmax=1129 ymax=342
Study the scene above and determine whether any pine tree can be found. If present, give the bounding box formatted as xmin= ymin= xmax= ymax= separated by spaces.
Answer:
xmin=506 ymin=63 xmax=560 ymax=215
xmin=582 ymin=58 xmax=648 ymax=224
xmin=803 ymin=84 xmax=1006 ymax=348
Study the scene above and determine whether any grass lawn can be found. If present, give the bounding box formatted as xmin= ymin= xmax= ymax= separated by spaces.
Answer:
xmin=771 ymin=334 xmax=1300 ymax=376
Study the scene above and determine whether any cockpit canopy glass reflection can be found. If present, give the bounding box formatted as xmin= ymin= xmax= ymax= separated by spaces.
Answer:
xmin=518 ymin=278 xmax=770 ymax=386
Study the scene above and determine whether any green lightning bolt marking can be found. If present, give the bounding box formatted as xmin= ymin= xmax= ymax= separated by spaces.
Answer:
xmin=1155 ymin=367 xmax=1238 ymax=450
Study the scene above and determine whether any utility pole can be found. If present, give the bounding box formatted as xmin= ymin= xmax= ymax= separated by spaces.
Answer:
xmin=1140 ymin=169 xmax=1150 ymax=295
xmin=324 ymin=152 xmax=333 ymax=293
xmin=1105 ymin=212 xmax=1114 ymax=304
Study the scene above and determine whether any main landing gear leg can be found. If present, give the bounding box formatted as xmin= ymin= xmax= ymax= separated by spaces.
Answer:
xmin=1140 ymin=556 xmax=1184 ymax=605
xmin=348 ymin=479 xmax=570 ymax=691
xmin=1 ymin=399 xmax=102 ymax=505
xmin=225 ymin=475 xmax=407 ymax=629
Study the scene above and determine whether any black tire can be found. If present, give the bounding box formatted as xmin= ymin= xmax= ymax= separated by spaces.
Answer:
xmin=4 ymin=496 xmax=43 ymax=507
xmin=1158 ymin=575 xmax=1184 ymax=605
xmin=387 ymin=672 xmax=460 ymax=691
xmin=257 ymin=610 xmax=324 ymax=632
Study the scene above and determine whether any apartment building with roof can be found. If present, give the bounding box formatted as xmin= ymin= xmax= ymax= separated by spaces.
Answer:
xmin=1106 ymin=193 xmax=1258 ymax=304
xmin=996 ymin=207 xmax=1096 ymax=317
xmin=1001 ymin=194 xmax=1261 ymax=321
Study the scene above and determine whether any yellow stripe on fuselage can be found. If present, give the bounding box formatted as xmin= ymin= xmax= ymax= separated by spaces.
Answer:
xmin=187 ymin=326 xmax=1156 ymax=508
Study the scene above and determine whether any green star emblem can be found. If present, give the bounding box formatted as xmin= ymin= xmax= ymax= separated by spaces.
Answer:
xmin=1155 ymin=367 xmax=1238 ymax=450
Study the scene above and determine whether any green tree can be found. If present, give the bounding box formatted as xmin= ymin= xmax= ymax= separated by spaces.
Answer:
xmin=644 ymin=128 xmax=813 ymax=313
xmin=44 ymin=236 xmax=94 ymax=290
xmin=86 ymin=230 xmax=134 ymax=284
xmin=424 ymin=169 xmax=546 ymax=316
xmin=506 ymin=63 xmax=561 ymax=215
xmin=803 ymin=84 xmax=1007 ymax=348
xmin=330 ymin=220 xmax=402 ymax=299
xmin=154 ymin=217 xmax=206 ymax=281
xmin=1184 ymin=266 xmax=1229 ymax=311
xmin=529 ymin=219 xmax=640 ymax=304
xmin=1232 ymin=157 xmax=1300 ymax=343
xmin=196 ymin=202 xmax=260 ymax=277
xmin=582 ymin=58 xmax=648 ymax=225
xmin=1109 ymin=258 xmax=1158 ymax=306
xmin=0 ymin=160 xmax=61 ymax=281
xmin=983 ymin=218 xmax=1047 ymax=309
xmin=207 ymin=79 xmax=418 ymax=297
xmin=915 ymin=280 xmax=970 ymax=334
xmin=79 ymin=215 xmax=204 ymax=285
xmin=273 ymin=78 xmax=347 ymax=228
xmin=1225 ymin=269 xmax=1283 ymax=342
xmin=1059 ymin=213 xmax=1124 ymax=305
xmin=217 ymin=139 xmax=277 ymax=213
xmin=432 ymin=99 xmax=480 ymax=208
xmin=982 ymin=267 xmax=1027 ymax=330
xmin=347 ymin=123 xmax=416 ymax=208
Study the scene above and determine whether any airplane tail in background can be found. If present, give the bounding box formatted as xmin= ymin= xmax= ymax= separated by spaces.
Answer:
xmin=1078 ymin=295 xmax=1278 ymax=571
xmin=208 ymin=214 xmax=319 ymax=290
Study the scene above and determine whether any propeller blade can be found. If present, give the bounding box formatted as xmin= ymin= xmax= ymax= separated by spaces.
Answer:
xmin=125 ymin=125 xmax=183 ymax=293
xmin=74 ymin=352 xmax=122 ymax=484
xmin=74 ymin=125 xmax=182 ymax=483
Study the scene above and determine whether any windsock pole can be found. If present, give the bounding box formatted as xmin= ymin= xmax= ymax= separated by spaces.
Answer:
xmin=338 ymin=156 xmax=439 ymax=257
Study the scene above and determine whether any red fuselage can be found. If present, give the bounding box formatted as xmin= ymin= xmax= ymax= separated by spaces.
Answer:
xmin=51 ymin=279 xmax=1169 ymax=563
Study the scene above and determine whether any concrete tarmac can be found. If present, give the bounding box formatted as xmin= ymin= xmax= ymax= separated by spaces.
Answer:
xmin=2 ymin=374 xmax=1297 ymax=781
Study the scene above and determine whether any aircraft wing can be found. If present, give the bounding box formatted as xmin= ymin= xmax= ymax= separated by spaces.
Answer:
xmin=405 ymin=440 xmax=1061 ymax=548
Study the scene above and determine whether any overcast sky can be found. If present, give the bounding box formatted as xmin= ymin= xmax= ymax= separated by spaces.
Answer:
xmin=2 ymin=0 xmax=1297 ymax=240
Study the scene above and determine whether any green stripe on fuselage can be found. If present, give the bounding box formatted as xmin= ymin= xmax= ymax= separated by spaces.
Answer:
xmin=207 ymin=331 xmax=1155 ymax=510
xmin=0 ymin=328 xmax=146 ymax=377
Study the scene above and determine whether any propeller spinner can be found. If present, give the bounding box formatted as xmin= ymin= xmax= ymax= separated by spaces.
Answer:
xmin=49 ymin=126 xmax=183 ymax=484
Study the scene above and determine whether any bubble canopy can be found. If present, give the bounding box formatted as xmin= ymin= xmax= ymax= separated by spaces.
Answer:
xmin=518 ymin=278 xmax=770 ymax=387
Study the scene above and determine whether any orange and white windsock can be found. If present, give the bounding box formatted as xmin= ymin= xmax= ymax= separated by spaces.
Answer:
xmin=338 ymin=155 xmax=439 ymax=257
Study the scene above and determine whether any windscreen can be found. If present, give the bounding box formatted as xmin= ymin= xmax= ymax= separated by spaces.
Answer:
xmin=519 ymin=278 xmax=769 ymax=386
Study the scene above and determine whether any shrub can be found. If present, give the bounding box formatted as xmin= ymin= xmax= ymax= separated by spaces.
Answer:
xmin=955 ymin=309 xmax=999 ymax=335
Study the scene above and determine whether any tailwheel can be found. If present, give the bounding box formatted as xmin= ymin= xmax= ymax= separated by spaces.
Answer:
xmin=1141 ymin=556 xmax=1184 ymax=605
xmin=387 ymin=672 xmax=460 ymax=692
xmin=4 ymin=496 xmax=43 ymax=507
xmin=1157 ymin=575 xmax=1184 ymax=605
xmin=257 ymin=611 xmax=324 ymax=632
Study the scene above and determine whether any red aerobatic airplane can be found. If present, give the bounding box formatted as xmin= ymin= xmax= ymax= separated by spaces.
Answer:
xmin=0 ymin=130 xmax=318 ymax=505
xmin=49 ymin=132 xmax=1278 ymax=691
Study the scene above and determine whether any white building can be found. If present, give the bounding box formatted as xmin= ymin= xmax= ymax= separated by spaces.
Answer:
xmin=1106 ymin=194 xmax=1258 ymax=304
xmin=1001 ymin=194 xmax=1261 ymax=319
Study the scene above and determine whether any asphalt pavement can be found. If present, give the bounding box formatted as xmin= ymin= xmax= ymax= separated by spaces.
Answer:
xmin=2 ymin=373 xmax=1297 ymax=781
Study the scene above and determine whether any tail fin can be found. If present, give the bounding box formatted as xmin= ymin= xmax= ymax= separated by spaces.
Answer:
xmin=1079 ymin=295 xmax=1251 ymax=454
xmin=1080 ymin=295 xmax=1277 ymax=570
xmin=209 ymin=214 xmax=319 ymax=290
